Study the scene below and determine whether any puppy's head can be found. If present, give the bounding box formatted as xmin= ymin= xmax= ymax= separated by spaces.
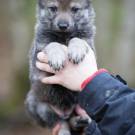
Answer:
xmin=37 ymin=0 xmax=95 ymax=32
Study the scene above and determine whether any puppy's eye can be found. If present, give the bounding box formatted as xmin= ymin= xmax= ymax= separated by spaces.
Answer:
xmin=71 ymin=7 xmax=81 ymax=13
xmin=48 ymin=6 xmax=58 ymax=13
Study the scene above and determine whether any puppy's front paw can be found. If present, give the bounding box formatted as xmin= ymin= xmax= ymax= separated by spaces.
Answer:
xmin=70 ymin=116 xmax=91 ymax=131
xmin=48 ymin=54 xmax=66 ymax=71
xmin=68 ymin=38 xmax=89 ymax=64
xmin=45 ymin=43 xmax=66 ymax=71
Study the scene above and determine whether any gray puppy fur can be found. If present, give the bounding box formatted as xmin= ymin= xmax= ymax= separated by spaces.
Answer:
xmin=25 ymin=0 xmax=96 ymax=134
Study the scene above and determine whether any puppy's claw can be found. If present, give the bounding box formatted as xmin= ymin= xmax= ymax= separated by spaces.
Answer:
xmin=48 ymin=57 xmax=66 ymax=71
xmin=49 ymin=61 xmax=65 ymax=71
xmin=68 ymin=53 xmax=85 ymax=64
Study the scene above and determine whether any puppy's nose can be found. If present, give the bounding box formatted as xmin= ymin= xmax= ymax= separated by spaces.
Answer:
xmin=58 ymin=21 xmax=69 ymax=31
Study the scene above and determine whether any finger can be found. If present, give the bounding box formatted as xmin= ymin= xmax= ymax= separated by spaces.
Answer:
xmin=37 ymin=52 xmax=48 ymax=63
xmin=36 ymin=61 xmax=55 ymax=73
xmin=52 ymin=124 xmax=61 ymax=135
xmin=75 ymin=105 xmax=87 ymax=116
xmin=42 ymin=76 xmax=60 ymax=85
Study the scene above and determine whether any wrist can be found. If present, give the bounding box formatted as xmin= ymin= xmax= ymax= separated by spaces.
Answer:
xmin=80 ymin=69 xmax=108 ymax=90
xmin=78 ymin=67 xmax=98 ymax=92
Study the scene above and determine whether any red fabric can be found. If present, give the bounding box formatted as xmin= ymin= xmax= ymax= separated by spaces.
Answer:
xmin=81 ymin=69 xmax=108 ymax=90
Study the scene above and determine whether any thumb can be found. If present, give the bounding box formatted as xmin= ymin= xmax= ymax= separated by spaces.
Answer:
xmin=41 ymin=76 xmax=60 ymax=85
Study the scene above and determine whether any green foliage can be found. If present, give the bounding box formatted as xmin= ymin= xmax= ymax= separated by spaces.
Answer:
xmin=0 ymin=66 xmax=29 ymax=122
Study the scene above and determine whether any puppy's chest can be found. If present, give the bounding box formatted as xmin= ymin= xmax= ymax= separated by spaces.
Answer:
xmin=39 ymin=85 xmax=78 ymax=108
xmin=40 ymin=30 xmax=84 ymax=45
xmin=51 ymin=32 xmax=86 ymax=45
xmin=49 ymin=32 xmax=72 ymax=45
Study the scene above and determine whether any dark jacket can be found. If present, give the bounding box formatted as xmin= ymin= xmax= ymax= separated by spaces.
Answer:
xmin=78 ymin=72 xmax=135 ymax=135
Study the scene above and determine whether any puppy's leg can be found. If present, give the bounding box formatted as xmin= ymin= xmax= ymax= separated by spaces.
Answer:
xmin=44 ymin=42 xmax=66 ymax=71
xmin=69 ymin=116 xmax=91 ymax=131
xmin=58 ymin=122 xmax=71 ymax=135
xmin=25 ymin=89 xmax=59 ymax=128
xmin=69 ymin=105 xmax=91 ymax=131
xmin=68 ymin=38 xmax=89 ymax=64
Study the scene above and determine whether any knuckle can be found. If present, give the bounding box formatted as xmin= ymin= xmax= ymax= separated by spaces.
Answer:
xmin=40 ymin=64 xmax=45 ymax=70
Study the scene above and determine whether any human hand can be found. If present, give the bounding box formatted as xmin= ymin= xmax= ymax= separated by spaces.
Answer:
xmin=36 ymin=46 xmax=98 ymax=91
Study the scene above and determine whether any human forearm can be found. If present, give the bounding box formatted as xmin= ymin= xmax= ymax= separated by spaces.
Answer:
xmin=78 ymin=72 xmax=128 ymax=116
xmin=78 ymin=72 xmax=135 ymax=135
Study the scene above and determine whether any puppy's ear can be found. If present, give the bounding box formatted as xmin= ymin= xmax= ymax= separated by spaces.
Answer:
xmin=86 ymin=0 xmax=92 ymax=7
xmin=86 ymin=0 xmax=92 ymax=4
xmin=87 ymin=0 xmax=93 ymax=3
xmin=38 ymin=0 xmax=45 ymax=9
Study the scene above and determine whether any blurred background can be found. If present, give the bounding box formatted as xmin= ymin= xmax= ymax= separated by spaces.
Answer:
xmin=0 ymin=0 xmax=135 ymax=135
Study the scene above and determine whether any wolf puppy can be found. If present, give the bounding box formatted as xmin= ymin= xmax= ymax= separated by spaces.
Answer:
xmin=25 ymin=0 xmax=96 ymax=134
